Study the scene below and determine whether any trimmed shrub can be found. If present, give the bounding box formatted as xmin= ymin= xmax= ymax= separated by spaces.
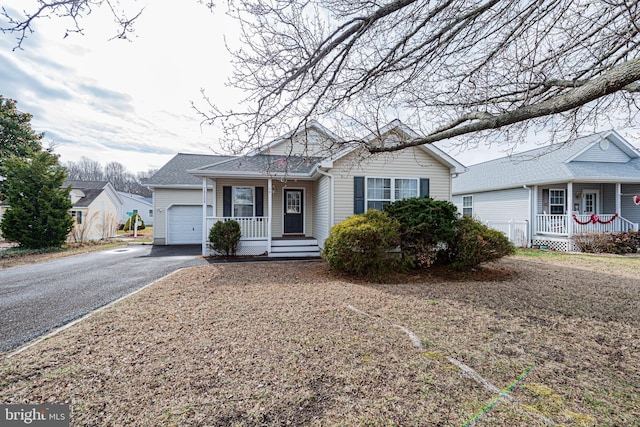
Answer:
xmin=323 ymin=209 xmax=401 ymax=279
xmin=449 ymin=215 xmax=515 ymax=270
xmin=384 ymin=197 xmax=458 ymax=268
xmin=123 ymin=213 xmax=146 ymax=232
xmin=209 ymin=220 xmax=241 ymax=256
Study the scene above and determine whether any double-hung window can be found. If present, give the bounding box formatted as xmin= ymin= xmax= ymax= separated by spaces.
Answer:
xmin=366 ymin=177 xmax=418 ymax=210
xmin=549 ymin=189 xmax=565 ymax=214
xmin=462 ymin=196 xmax=473 ymax=216
xmin=233 ymin=187 xmax=254 ymax=217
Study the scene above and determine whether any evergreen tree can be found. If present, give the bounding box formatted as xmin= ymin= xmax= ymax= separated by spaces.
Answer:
xmin=0 ymin=150 xmax=74 ymax=248
xmin=0 ymin=95 xmax=43 ymax=164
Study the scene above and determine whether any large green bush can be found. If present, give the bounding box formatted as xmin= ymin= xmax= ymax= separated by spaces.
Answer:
xmin=0 ymin=150 xmax=74 ymax=249
xmin=208 ymin=219 xmax=241 ymax=256
xmin=384 ymin=197 xmax=459 ymax=267
xmin=323 ymin=209 xmax=401 ymax=279
xmin=449 ymin=215 xmax=515 ymax=270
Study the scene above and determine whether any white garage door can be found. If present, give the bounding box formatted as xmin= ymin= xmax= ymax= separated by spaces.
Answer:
xmin=168 ymin=205 xmax=203 ymax=244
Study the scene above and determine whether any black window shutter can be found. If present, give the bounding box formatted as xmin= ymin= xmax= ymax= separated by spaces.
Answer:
xmin=420 ymin=178 xmax=430 ymax=198
xmin=354 ymin=176 xmax=365 ymax=214
xmin=223 ymin=186 xmax=232 ymax=217
xmin=255 ymin=186 xmax=264 ymax=217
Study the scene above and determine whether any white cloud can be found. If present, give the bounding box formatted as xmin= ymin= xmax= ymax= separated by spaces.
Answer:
xmin=1 ymin=1 xmax=239 ymax=173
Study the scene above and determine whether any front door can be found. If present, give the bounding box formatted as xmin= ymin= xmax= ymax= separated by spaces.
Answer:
xmin=284 ymin=189 xmax=304 ymax=234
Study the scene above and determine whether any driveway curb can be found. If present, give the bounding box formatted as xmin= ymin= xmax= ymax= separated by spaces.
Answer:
xmin=5 ymin=268 xmax=185 ymax=359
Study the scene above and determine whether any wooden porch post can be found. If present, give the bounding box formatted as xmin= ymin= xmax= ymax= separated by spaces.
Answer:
xmin=267 ymin=178 xmax=273 ymax=254
xmin=616 ymin=182 xmax=621 ymax=215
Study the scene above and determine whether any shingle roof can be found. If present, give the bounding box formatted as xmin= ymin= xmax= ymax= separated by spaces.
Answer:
xmin=192 ymin=155 xmax=324 ymax=176
xmin=145 ymin=153 xmax=235 ymax=187
xmin=63 ymin=180 xmax=109 ymax=207
xmin=452 ymin=131 xmax=640 ymax=194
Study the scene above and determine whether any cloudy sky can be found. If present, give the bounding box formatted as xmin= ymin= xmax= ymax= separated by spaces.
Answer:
xmin=1 ymin=1 xmax=639 ymax=174
xmin=1 ymin=1 xmax=242 ymax=173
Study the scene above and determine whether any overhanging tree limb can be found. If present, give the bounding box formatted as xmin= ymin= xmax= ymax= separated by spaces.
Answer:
xmin=369 ymin=58 xmax=640 ymax=152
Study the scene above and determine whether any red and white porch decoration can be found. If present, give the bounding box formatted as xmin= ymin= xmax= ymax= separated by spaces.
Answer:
xmin=572 ymin=213 xmax=618 ymax=225
xmin=633 ymin=195 xmax=640 ymax=206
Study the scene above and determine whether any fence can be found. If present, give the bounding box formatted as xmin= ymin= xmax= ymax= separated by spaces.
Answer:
xmin=485 ymin=220 xmax=529 ymax=247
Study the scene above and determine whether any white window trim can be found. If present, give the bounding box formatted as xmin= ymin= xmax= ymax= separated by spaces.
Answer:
xmin=549 ymin=188 xmax=566 ymax=215
xmin=232 ymin=186 xmax=255 ymax=217
xmin=462 ymin=195 xmax=473 ymax=216
xmin=365 ymin=177 xmax=419 ymax=211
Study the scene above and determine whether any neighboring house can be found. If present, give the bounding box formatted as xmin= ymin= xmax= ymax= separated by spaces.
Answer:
xmin=118 ymin=192 xmax=153 ymax=226
xmin=452 ymin=130 xmax=640 ymax=251
xmin=65 ymin=180 xmax=124 ymax=241
xmin=146 ymin=120 xmax=466 ymax=257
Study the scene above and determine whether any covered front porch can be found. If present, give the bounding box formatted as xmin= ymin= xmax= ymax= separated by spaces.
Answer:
xmin=199 ymin=176 xmax=320 ymax=257
xmin=532 ymin=181 xmax=639 ymax=251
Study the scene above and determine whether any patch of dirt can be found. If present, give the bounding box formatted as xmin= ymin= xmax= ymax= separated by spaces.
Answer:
xmin=1 ymin=256 xmax=638 ymax=426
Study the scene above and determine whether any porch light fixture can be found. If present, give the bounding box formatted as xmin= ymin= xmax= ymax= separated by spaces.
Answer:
xmin=575 ymin=192 xmax=584 ymax=198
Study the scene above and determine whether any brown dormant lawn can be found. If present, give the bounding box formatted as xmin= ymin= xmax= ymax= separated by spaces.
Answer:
xmin=1 ymin=252 xmax=638 ymax=426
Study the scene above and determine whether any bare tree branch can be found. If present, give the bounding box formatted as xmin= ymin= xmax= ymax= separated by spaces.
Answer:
xmin=1 ymin=1 xmax=143 ymax=50
xmin=203 ymin=0 xmax=640 ymax=154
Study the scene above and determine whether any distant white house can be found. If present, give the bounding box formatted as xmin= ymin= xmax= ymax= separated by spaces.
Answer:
xmin=66 ymin=180 xmax=124 ymax=241
xmin=118 ymin=192 xmax=153 ymax=226
xmin=452 ymin=130 xmax=640 ymax=251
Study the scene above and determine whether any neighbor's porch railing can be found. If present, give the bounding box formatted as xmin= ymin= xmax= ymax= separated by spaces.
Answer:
xmin=207 ymin=217 xmax=270 ymax=240
xmin=535 ymin=214 xmax=637 ymax=235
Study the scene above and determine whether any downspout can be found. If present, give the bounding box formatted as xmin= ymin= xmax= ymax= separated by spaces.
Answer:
xmin=523 ymin=185 xmax=532 ymax=247
xmin=316 ymin=167 xmax=335 ymax=235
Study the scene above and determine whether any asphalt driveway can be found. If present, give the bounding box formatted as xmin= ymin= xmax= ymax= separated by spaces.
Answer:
xmin=0 ymin=245 xmax=206 ymax=352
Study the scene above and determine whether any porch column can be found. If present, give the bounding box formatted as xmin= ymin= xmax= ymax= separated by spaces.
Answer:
xmin=532 ymin=185 xmax=538 ymax=237
xmin=202 ymin=177 xmax=208 ymax=257
xmin=567 ymin=182 xmax=573 ymax=246
xmin=267 ymin=178 xmax=273 ymax=254
xmin=616 ymin=182 xmax=621 ymax=215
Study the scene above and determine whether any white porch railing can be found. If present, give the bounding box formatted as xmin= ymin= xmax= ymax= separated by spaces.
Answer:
xmin=535 ymin=214 xmax=637 ymax=235
xmin=207 ymin=217 xmax=270 ymax=240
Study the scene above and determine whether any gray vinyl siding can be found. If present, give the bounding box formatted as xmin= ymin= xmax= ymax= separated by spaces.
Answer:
xmin=572 ymin=143 xmax=630 ymax=163
xmin=330 ymin=146 xmax=453 ymax=224
xmin=153 ymin=188 xmax=207 ymax=244
xmin=621 ymin=184 xmax=640 ymax=224
xmin=455 ymin=188 xmax=530 ymax=222
xmin=313 ymin=176 xmax=331 ymax=249
xmin=601 ymin=183 xmax=617 ymax=213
